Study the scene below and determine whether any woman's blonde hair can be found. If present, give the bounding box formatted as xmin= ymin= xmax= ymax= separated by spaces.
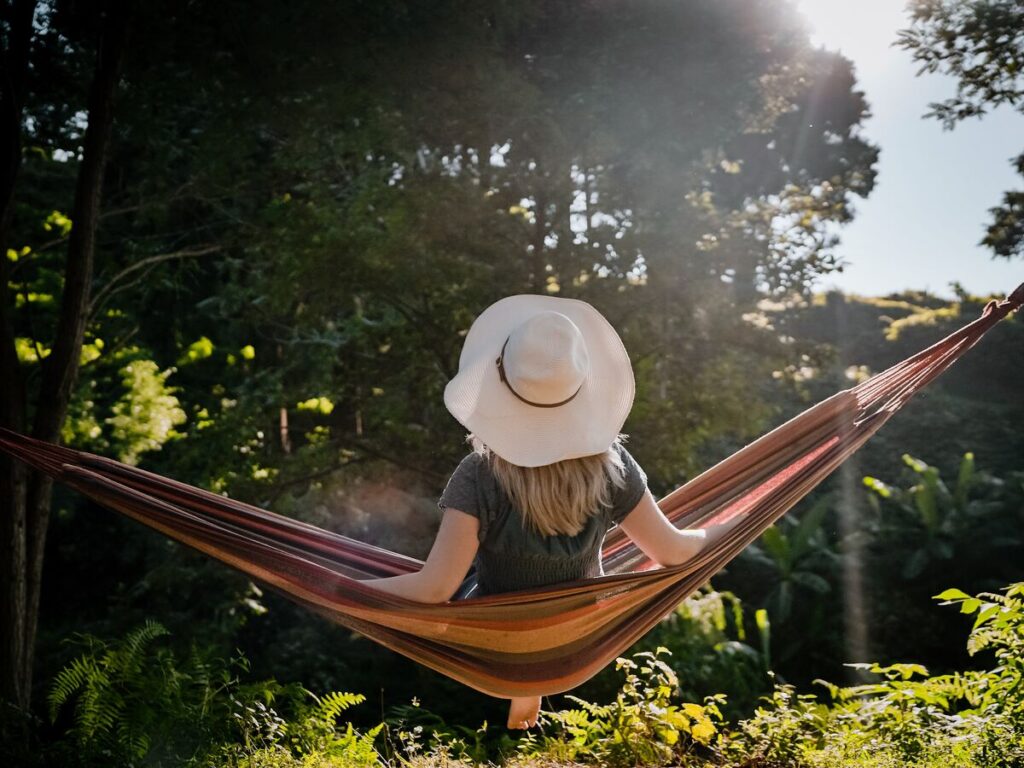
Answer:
xmin=467 ymin=433 xmax=628 ymax=537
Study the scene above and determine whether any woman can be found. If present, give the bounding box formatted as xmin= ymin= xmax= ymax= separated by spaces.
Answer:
xmin=365 ymin=295 xmax=740 ymax=729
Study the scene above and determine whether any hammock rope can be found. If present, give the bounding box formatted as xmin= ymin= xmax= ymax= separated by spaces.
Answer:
xmin=1 ymin=285 xmax=1021 ymax=698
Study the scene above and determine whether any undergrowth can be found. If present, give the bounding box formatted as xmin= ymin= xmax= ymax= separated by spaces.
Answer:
xmin=14 ymin=581 xmax=1024 ymax=767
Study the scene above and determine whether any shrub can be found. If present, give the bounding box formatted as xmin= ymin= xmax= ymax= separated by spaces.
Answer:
xmin=724 ymin=582 xmax=1024 ymax=767
xmin=520 ymin=648 xmax=725 ymax=767
xmin=46 ymin=621 xmax=382 ymax=767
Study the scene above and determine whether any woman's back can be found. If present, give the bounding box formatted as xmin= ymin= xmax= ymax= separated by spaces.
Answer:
xmin=438 ymin=441 xmax=648 ymax=595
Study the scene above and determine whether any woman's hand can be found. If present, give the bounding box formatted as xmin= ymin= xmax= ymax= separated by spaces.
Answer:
xmin=362 ymin=507 xmax=480 ymax=603
xmin=619 ymin=490 xmax=743 ymax=567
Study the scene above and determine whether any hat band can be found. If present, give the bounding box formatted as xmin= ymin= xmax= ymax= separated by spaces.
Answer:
xmin=495 ymin=336 xmax=583 ymax=409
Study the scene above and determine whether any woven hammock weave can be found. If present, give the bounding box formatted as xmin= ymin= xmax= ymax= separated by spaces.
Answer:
xmin=1 ymin=286 xmax=1020 ymax=698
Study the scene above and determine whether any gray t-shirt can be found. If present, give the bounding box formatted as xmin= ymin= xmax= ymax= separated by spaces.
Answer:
xmin=437 ymin=442 xmax=648 ymax=595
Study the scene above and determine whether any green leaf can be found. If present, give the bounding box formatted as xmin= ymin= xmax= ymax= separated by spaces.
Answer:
xmin=903 ymin=454 xmax=929 ymax=474
xmin=862 ymin=476 xmax=892 ymax=498
xmin=768 ymin=582 xmax=793 ymax=623
xmin=760 ymin=525 xmax=791 ymax=566
xmin=913 ymin=472 xmax=939 ymax=532
xmin=754 ymin=609 xmax=771 ymax=669
xmin=954 ymin=452 xmax=974 ymax=509
xmin=791 ymin=495 xmax=830 ymax=560
xmin=959 ymin=598 xmax=982 ymax=614
xmin=934 ymin=588 xmax=971 ymax=601
xmin=973 ymin=603 xmax=1000 ymax=629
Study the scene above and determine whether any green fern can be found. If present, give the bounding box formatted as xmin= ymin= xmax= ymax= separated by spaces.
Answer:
xmin=48 ymin=656 xmax=98 ymax=722
xmin=47 ymin=620 xmax=169 ymax=760
xmin=45 ymin=620 xmax=252 ymax=763
xmin=326 ymin=721 xmax=384 ymax=766
xmin=311 ymin=691 xmax=366 ymax=725
xmin=46 ymin=623 xmax=385 ymax=766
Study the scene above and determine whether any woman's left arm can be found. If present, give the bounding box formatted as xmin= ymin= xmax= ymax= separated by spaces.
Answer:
xmin=362 ymin=507 xmax=480 ymax=603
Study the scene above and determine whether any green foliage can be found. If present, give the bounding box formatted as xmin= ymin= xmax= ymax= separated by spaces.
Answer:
xmin=47 ymin=619 xmax=254 ymax=764
xmin=725 ymin=582 xmax=1024 ymax=768
xmin=383 ymin=699 xmax=515 ymax=765
xmin=863 ymin=452 xmax=1022 ymax=581
xmin=983 ymin=154 xmax=1024 ymax=260
xmin=214 ymin=690 xmax=383 ymax=768
xmin=727 ymin=682 xmax=830 ymax=765
xmin=520 ymin=649 xmax=724 ymax=767
xmin=758 ymin=290 xmax=1023 ymax=677
xmin=58 ymin=350 xmax=188 ymax=467
xmin=11 ymin=2 xmax=883 ymax=729
xmin=25 ymin=582 xmax=1024 ymax=768
xmin=384 ymin=703 xmax=506 ymax=767
xmin=105 ymin=360 xmax=188 ymax=465
xmin=769 ymin=291 xmax=1024 ymax=479
xmin=48 ymin=619 xmax=170 ymax=757
xmin=883 ymin=303 xmax=961 ymax=341
xmin=620 ymin=587 xmax=772 ymax=718
xmin=745 ymin=494 xmax=837 ymax=622
xmin=45 ymin=621 xmax=382 ymax=768
xmin=180 ymin=336 xmax=216 ymax=365
xmin=12 ymin=0 xmax=878 ymax=513
xmin=7 ymin=2 xmax=1018 ymax=764
xmin=898 ymin=0 xmax=1024 ymax=127
xmin=937 ymin=584 xmax=1024 ymax=720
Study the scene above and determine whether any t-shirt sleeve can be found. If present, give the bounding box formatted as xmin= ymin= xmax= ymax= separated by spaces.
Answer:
xmin=437 ymin=452 xmax=489 ymax=540
xmin=607 ymin=443 xmax=649 ymax=526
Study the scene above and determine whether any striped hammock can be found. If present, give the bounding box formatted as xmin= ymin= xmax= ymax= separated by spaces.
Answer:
xmin=0 ymin=287 xmax=1020 ymax=699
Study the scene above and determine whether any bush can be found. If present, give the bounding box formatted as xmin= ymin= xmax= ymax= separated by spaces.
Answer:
xmin=520 ymin=648 xmax=725 ymax=767
xmin=44 ymin=620 xmax=382 ymax=767
xmin=725 ymin=582 xmax=1024 ymax=767
xmin=31 ymin=581 xmax=1024 ymax=768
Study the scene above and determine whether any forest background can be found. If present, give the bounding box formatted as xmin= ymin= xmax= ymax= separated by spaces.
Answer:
xmin=0 ymin=1 xmax=1022 ymax=765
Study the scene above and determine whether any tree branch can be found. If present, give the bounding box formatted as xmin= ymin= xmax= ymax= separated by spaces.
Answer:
xmin=87 ymin=243 xmax=222 ymax=322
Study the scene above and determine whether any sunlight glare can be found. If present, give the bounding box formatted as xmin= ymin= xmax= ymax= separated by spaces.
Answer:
xmin=795 ymin=0 xmax=907 ymax=74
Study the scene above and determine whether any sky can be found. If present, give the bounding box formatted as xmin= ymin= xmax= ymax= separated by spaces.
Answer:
xmin=794 ymin=0 xmax=1024 ymax=299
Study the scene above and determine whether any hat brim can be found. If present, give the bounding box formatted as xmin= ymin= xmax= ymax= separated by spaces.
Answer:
xmin=443 ymin=294 xmax=635 ymax=467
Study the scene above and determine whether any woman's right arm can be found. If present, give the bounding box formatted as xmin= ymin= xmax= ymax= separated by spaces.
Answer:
xmin=362 ymin=507 xmax=480 ymax=602
xmin=618 ymin=489 xmax=740 ymax=567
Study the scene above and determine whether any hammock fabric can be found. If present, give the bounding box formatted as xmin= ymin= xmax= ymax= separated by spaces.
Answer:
xmin=1 ymin=286 xmax=1021 ymax=699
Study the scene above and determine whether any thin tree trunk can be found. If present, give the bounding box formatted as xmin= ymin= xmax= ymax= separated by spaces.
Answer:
xmin=0 ymin=2 xmax=134 ymax=709
xmin=279 ymin=407 xmax=292 ymax=453
xmin=278 ymin=343 xmax=291 ymax=453
xmin=0 ymin=0 xmax=40 ymax=711
xmin=530 ymin=192 xmax=547 ymax=293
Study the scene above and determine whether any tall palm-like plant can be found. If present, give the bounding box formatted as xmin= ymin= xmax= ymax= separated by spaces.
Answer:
xmin=743 ymin=495 xmax=839 ymax=624
xmin=863 ymin=453 xmax=1020 ymax=581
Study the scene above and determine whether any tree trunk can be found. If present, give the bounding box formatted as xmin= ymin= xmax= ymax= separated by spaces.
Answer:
xmin=0 ymin=1 xmax=133 ymax=710
xmin=530 ymin=192 xmax=548 ymax=293
xmin=0 ymin=0 xmax=41 ymax=712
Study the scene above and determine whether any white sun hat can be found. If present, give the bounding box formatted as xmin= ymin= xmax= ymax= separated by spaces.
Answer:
xmin=443 ymin=294 xmax=635 ymax=467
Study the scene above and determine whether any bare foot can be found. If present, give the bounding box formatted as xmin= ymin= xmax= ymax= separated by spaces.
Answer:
xmin=507 ymin=695 xmax=541 ymax=729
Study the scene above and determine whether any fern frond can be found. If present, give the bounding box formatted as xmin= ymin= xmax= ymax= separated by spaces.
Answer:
xmin=48 ymin=656 xmax=96 ymax=722
xmin=114 ymin=619 xmax=168 ymax=677
xmin=313 ymin=691 xmax=366 ymax=724
xmin=117 ymin=716 xmax=151 ymax=760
